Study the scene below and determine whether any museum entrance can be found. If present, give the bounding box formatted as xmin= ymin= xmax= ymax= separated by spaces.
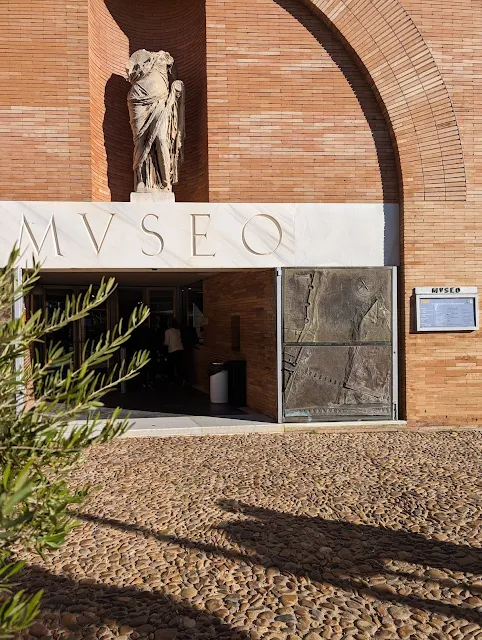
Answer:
xmin=28 ymin=267 xmax=398 ymax=424
xmin=29 ymin=269 xmax=278 ymax=422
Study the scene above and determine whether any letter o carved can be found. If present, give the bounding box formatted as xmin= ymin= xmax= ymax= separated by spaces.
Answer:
xmin=242 ymin=214 xmax=283 ymax=256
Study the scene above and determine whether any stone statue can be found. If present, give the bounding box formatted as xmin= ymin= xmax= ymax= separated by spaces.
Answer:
xmin=126 ymin=49 xmax=185 ymax=195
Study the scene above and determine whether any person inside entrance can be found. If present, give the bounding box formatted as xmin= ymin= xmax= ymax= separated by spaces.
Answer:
xmin=164 ymin=317 xmax=184 ymax=384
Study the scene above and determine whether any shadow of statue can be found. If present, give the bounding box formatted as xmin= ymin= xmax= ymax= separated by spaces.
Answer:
xmin=77 ymin=503 xmax=482 ymax=624
xmin=214 ymin=500 xmax=482 ymax=574
xmin=103 ymin=74 xmax=133 ymax=202
xmin=20 ymin=564 xmax=251 ymax=640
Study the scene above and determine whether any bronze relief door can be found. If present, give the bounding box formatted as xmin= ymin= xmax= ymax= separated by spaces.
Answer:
xmin=281 ymin=268 xmax=396 ymax=421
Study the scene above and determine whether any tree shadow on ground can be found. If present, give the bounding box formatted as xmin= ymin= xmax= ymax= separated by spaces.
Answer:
xmin=78 ymin=502 xmax=482 ymax=624
xmin=20 ymin=565 xmax=251 ymax=640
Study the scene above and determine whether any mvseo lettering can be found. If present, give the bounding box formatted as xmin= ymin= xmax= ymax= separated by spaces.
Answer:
xmin=431 ymin=287 xmax=461 ymax=294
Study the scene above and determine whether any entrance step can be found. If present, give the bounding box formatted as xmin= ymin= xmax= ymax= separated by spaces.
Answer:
xmin=120 ymin=417 xmax=411 ymax=438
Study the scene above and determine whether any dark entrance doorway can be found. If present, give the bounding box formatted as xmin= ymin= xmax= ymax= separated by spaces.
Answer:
xmin=29 ymin=270 xmax=274 ymax=421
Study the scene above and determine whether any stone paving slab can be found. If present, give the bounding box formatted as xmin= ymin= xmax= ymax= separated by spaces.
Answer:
xmin=20 ymin=431 xmax=482 ymax=640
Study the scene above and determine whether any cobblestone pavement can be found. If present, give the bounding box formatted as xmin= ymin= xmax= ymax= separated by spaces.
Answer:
xmin=21 ymin=431 xmax=482 ymax=640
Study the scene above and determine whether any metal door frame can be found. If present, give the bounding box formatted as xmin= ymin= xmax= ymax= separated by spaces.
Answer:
xmin=276 ymin=267 xmax=398 ymax=423
xmin=40 ymin=285 xmax=80 ymax=367
xmin=391 ymin=267 xmax=398 ymax=420
xmin=276 ymin=268 xmax=283 ymax=423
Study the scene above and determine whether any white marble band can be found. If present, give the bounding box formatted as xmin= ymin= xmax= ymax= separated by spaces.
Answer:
xmin=0 ymin=202 xmax=399 ymax=269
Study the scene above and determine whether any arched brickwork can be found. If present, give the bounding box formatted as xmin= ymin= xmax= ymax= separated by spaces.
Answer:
xmin=205 ymin=0 xmax=399 ymax=203
xmin=300 ymin=0 xmax=467 ymax=201
xmin=90 ymin=0 xmax=401 ymax=204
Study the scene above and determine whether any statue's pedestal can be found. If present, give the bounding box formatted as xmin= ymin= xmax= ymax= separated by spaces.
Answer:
xmin=130 ymin=191 xmax=175 ymax=203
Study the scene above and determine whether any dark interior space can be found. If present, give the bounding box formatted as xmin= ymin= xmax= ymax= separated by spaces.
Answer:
xmin=30 ymin=271 xmax=268 ymax=420
xmin=102 ymin=387 xmax=247 ymax=418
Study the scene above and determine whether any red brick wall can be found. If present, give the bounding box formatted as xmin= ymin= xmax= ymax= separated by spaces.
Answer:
xmin=401 ymin=201 xmax=482 ymax=425
xmin=3 ymin=0 xmax=482 ymax=426
xmin=397 ymin=0 xmax=482 ymax=425
xmin=0 ymin=0 xmax=92 ymax=200
xmin=88 ymin=0 xmax=209 ymax=202
xmin=205 ymin=0 xmax=398 ymax=203
xmin=196 ymin=271 xmax=278 ymax=419
xmin=1 ymin=0 xmax=397 ymax=205
xmin=88 ymin=0 xmax=128 ymax=202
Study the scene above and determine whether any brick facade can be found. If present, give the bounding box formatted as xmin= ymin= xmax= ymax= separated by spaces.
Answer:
xmin=399 ymin=0 xmax=482 ymax=425
xmin=0 ymin=0 xmax=92 ymax=200
xmin=1 ymin=0 xmax=481 ymax=425
xmin=194 ymin=271 xmax=278 ymax=419
xmin=205 ymin=0 xmax=398 ymax=203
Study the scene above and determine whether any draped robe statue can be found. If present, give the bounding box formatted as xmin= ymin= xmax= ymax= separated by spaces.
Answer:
xmin=126 ymin=49 xmax=185 ymax=194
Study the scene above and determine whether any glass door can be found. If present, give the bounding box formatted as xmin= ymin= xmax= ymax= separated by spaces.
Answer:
xmin=117 ymin=288 xmax=144 ymax=369
xmin=181 ymin=283 xmax=204 ymax=345
xmin=146 ymin=289 xmax=176 ymax=383
xmin=37 ymin=287 xmax=77 ymax=372
xmin=78 ymin=287 xmax=110 ymax=371
xmin=28 ymin=286 xmax=46 ymax=366
xmin=31 ymin=285 xmax=118 ymax=376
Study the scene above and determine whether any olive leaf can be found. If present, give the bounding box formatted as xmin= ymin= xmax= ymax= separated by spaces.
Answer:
xmin=0 ymin=246 xmax=149 ymax=637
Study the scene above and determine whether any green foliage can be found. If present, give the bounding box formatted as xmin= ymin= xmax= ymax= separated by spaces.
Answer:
xmin=0 ymin=248 xmax=150 ymax=637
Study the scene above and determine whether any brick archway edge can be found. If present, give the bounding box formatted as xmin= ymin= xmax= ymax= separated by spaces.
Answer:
xmin=301 ymin=0 xmax=466 ymax=202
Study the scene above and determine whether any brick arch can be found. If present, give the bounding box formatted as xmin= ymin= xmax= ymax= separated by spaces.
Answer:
xmin=301 ymin=0 xmax=466 ymax=201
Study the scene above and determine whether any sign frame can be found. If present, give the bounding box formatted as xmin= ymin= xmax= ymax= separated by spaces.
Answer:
xmin=415 ymin=287 xmax=479 ymax=332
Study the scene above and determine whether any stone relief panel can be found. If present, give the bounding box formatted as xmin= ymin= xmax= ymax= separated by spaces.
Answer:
xmin=283 ymin=269 xmax=391 ymax=344
xmin=283 ymin=345 xmax=392 ymax=420
xmin=282 ymin=268 xmax=393 ymax=421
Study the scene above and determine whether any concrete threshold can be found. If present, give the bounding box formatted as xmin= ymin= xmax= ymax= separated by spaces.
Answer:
xmin=68 ymin=417 xmax=480 ymax=438
xmin=121 ymin=417 xmax=415 ymax=438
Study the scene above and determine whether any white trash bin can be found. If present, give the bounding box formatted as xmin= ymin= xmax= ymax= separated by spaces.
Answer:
xmin=209 ymin=363 xmax=229 ymax=403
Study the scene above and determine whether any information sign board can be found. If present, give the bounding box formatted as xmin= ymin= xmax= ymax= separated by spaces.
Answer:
xmin=415 ymin=287 xmax=478 ymax=332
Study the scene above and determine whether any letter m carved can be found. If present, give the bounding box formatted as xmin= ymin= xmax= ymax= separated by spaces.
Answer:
xmin=19 ymin=215 xmax=62 ymax=257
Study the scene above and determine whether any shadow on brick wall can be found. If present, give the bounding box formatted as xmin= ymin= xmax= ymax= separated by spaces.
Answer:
xmin=104 ymin=74 xmax=133 ymax=202
xmin=273 ymin=0 xmax=399 ymax=203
